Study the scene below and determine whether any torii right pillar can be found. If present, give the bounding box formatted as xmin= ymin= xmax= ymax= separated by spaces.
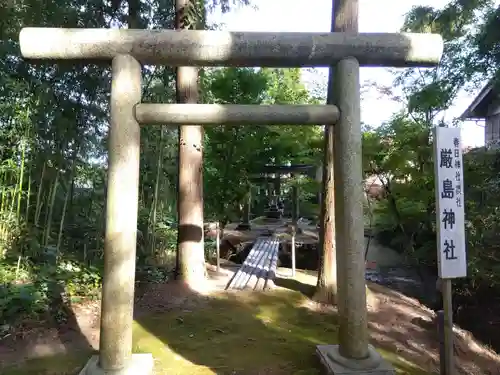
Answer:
xmin=317 ymin=0 xmax=395 ymax=373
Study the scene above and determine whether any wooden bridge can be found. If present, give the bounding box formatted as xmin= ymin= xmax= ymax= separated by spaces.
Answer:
xmin=225 ymin=237 xmax=280 ymax=291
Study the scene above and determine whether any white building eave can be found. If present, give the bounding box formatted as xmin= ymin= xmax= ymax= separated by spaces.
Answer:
xmin=460 ymin=80 xmax=495 ymax=120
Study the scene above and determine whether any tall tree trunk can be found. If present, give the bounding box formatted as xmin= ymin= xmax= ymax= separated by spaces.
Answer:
xmin=56 ymin=149 xmax=78 ymax=257
xmin=44 ymin=171 xmax=59 ymax=247
xmin=25 ymin=172 xmax=31 ymax=221
xmin=67 ymin=169 xmax=75 ymax=222
xmin=241 ymin=189 xmax=251 ymax=226
xmin=16 ymin=136 xmax=27 ymax=222
xmin=127 ymin=0 xmax=141 ymax=28
xmin=217 ymin=126 xmax=240 ymax=218
xmin=314 ymin=0 xmax=338 ymax=304
xmin=34 ymin=162 xmax=46 ymax=227
xmin=314 ymin=124 xmax=337 ymax=304
xmin=175 ymin=0 xmax=206 ymax=287
xmin=150 ymin=127 xmax=163 ymax=255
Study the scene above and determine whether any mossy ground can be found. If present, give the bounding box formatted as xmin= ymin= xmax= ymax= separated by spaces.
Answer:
xmin=3 ymin=282 xmax=427 ymax=375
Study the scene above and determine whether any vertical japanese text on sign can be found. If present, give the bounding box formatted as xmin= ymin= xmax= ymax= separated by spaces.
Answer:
xmin=433 ymin=127 xmax=467 ymax=279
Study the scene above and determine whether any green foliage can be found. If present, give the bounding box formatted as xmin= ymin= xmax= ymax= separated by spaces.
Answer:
xmin=395 ymin=0 xmax=497 ymax=121
xmin=363 ymin=0 xmax=500 ymax=297
xmin=44 ymin=260 xmax=102 ymax=299
xmin=0 ymin=262 xmax=38 ymax=324
xmin=362 ymin=115 xmax=435 ymax=265
xmin=363 ymin=114 xmax=500 ymax=290
xmin=361 ymin=1 xmax=500 ymax=300
xmin=136 ymin=265 xmax=171 ymax=284
xmin=0 ymin=283 xmax=48 ymax=324
xmin=3 ymin=0 xmax=497 ymax=335
xmin=203 ymin=67 xmax=323 ymax=220
xmin=0 ymin=255 xmax=103 ymax=324
xmin=460 ymin=150 xmax=500 ymax=287
xmin=0 ymin=0 xmax=327 ymax=327
xmin=474 ymin=5 xmax=500 ymax=79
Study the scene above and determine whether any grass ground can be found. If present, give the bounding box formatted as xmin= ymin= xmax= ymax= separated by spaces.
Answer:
xmin=3 ymin=268 xmax=499 ymax=375
xmin=2 ymin=287 xmax=426 ymax=375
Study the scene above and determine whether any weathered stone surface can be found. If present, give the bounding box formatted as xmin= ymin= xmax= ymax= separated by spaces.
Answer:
xmin=99 ymin=54 xmax=142 ymax=370
xmin=316 ymin=345 xmax=395 ymax=375
xmin=78 ymin=354 xmax=154 ymax=375
xmin=134 ymin=104 xmax=340 ymax=125
xmin=19 ymin=28 xmax=443 ymax=67
xmin=334 ymin=56 xmax=369 ymax=359
xmin=333 ymin=0 xmax=371 ymax=362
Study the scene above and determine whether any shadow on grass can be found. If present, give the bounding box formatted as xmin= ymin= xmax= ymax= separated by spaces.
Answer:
xmin=3 ymin=279 xmax=457 ymax=375
xmin=133 ymin=284 xmax=434 ymax=375
xmin=368 ymin=283 xmax=500 ymax=375
xmin=135 ymin=288 xmax=337 ymax=375
xmin=46 ymin=279 xmax=94 ymax=353
xmin=0 ymin=351 xmax=92 ymax=375
xmin=274 ymin=275 xmax=316 ymax=298
xmin=0 ymin=270 xmax=94 ymax=374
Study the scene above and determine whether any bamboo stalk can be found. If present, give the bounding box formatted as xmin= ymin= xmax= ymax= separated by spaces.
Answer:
xmin=56 ymin=153 xmax=77 ymax=257
xmin=44 ymin=170 xmax=59 ymax=247
xmin=34 ymin=162 xmax=46 ymax=227
xmin=150 ymin=127 xmax=163 ymax=255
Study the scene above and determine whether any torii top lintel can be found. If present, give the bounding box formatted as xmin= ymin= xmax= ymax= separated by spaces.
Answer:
xmin=19 ymin=28 xmax=443 ymax=68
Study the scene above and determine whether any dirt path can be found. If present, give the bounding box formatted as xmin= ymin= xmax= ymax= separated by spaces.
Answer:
xmin=365 ymin=283 xmax=500 ymax=375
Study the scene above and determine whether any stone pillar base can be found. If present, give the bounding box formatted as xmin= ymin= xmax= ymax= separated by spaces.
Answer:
xmin=79 ymin=354 xmax=154 ymax=375
xmin=316 ymin=345 xmax=395 ymax=375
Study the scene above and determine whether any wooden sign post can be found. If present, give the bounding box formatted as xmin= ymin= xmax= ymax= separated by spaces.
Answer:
xmin=433 ymin=126 xmax=467 ymax=375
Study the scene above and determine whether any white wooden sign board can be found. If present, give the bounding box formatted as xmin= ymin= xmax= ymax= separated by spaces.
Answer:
xmin=433 ymin=126 xmax=467 ymax=279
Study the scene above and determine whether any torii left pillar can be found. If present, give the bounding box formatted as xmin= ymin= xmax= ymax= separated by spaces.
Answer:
xmin=88 ymin=55 xmax=154 ymax=374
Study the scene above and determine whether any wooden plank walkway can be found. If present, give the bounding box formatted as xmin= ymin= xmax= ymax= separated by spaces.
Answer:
xmin=225 ymin=237 xmax=280 ymax=291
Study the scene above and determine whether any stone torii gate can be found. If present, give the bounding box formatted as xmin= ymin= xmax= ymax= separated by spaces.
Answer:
xmin=257 ymin=164 xmax=315 ymax=220
xmin=19 ymin=9 xmax=442 ymax=375
xmin=259 ymin=164 xmax=315 ymax=194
